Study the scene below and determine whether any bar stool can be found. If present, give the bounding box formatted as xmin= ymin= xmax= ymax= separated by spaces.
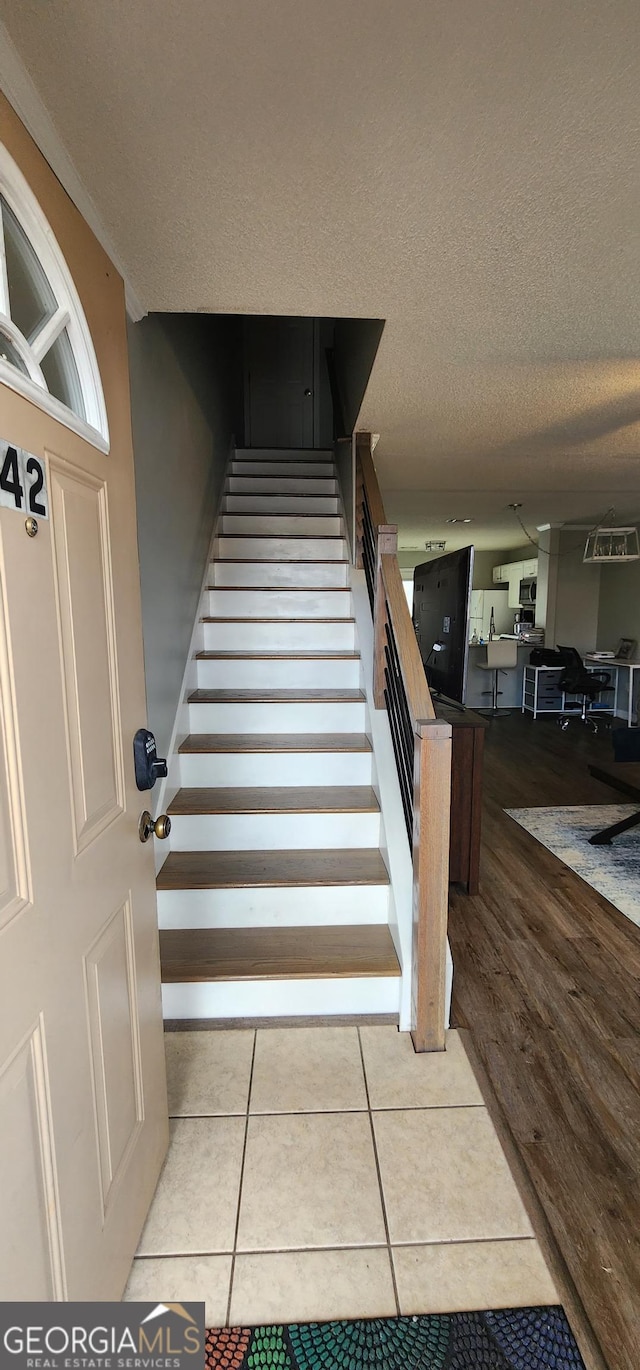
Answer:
xmin=477 ymin=639 xmax=518 ymax=716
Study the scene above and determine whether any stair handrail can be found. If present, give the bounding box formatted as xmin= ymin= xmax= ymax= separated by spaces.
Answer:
xmin=355 ymin=432 xmax=451 ymax=1051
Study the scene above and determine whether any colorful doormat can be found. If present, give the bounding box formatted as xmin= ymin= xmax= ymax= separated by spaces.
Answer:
xmin=205 ymin=1307 xmax=585 ymax=1368
xmin=505 ymin=804 xmax=640 ymax=929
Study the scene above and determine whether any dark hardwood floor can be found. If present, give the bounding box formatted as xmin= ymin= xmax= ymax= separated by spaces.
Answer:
xmin=448 ymin=712 xmax=640 ymax=1370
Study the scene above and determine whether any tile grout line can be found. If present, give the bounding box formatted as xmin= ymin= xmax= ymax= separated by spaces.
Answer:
xmin=357 ymin=1026 xmax=401 ymax=1317
xmin=134 ymin=1232 xmax=541 ymax=1263
xmin=170 ymin=1102 xmax=487 ymax=1119
xmin=225 ymin=1028 xmax=258 ymax=1327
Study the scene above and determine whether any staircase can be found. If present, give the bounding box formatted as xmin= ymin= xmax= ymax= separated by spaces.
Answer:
xmin=157 ymin=448 xmax=402 ymax=1022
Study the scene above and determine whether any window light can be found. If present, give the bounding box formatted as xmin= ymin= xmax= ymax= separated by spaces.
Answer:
xmin=0 ymin=143 xmax=109 ymax=452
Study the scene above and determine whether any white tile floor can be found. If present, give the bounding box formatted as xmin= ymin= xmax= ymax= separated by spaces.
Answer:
xmin=124 ymin=1026 xmax=558 ymax=1325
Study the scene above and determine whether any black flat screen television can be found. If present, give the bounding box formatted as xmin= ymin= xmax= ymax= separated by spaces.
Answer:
xmin=413 ymin=546 xmax=474 ymax=705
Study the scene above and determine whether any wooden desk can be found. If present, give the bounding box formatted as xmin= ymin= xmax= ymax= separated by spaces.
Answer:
xmin=587 ymin=760 xmax=640 ymax=844
xmin=435 ymin=701 xmax=486 ymax=893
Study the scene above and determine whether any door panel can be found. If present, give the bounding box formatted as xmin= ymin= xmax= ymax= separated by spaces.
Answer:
xmin=0 ymin=1020 xmax=65 ymax=1300
xmin=0 ymin=567 xmax=29 ymax=930
xmin=49 ymin=460 xmax=123 ymax=850
xmin=84 ymin=900 xmax=143 ymax=1212
xmin=245 ymin=317 xmax=315 ymax=448
xmin=0 ymin=380 xmax=167 ymax=1297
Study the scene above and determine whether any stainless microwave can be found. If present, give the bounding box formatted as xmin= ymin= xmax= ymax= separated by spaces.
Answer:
xmin=519 ymin=578 xmax=536 ymax=606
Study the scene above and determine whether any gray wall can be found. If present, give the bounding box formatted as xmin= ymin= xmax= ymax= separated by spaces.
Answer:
xmin=597 ymin=560 xmax=640 ymax=651
xmin=398 ymin=546 xmax=494 ymax=591
xmin=333 ymin=319 xmax=385 ymax=435
xmin=503 ymin=543 xmax=533 ymax=564
xmin=470 ymin=550 xmax=498 ymax=589
xmin=545 ymin=529 xmax=601 ymax=653
xmin=128 ymin=313 xmax=237 ymax=757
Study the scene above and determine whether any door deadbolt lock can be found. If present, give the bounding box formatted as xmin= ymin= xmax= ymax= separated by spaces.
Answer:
xmin=25 ymin=517 xmax=38 ymax=537
xmin=133 ymin=728 xmax=168 ymax=790
xmin=139 ymin=810 xmax=171 ymax=843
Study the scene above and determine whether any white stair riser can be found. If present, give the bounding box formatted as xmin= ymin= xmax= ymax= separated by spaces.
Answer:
xmin=169 ymin=811 xmax=381 ymax=850
xmin=227 ymin=476 xmax=338 ymax=495
xmin=231 ymin=461 xmax=334 ymax=477
xmin=179 ymin=751 xmax=374 ymax=787
xmin=162 ymin=977 xmax=400 ymax=1020
xmin=187 ymin=700 xmax=367 ymax=732
xmin=215 ymin=537 xmax=347 ymax=561
xmin=234 ymin=448 xmax=334 ymax=460
xmin=223 ymin=494 xmax=339 ymax=514
xmin=212 ymin=561 xmax=349 ymax=587
xmin=196 ymin=657 xmax=361 ymax=688
xmin=202 ymin=621 xmax=356 ymax=650
xmin=206 ymin=589 xmax=352 ymax=618
xmin=157 ymin=884 xmax=389 ymax=928
xmin=220 ymin=514 xmax=343 ymax=536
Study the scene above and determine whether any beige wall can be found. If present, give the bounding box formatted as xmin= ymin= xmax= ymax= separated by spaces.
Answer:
xmin=128 ymin=314 xmax=237 ymax=757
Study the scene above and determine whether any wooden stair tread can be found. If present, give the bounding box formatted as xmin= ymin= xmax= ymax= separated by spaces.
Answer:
xmin=224 ymin=510 xmax=341 ymax=518
xmin=201 ymin=617 xmax=355 ymax=624
xmin=205 ymin=585 xmax=348 ymax=591
xmin=179 ymin=733 xmax=373 ymax=753
xmin=226 ymin=478 xmax=337 ymax=485
xmin=224 ymin=491 xmax=337 ymax=498
xmin=168 ymin=786 xmax=380 ymax=815
xmin=232 ymin=460 xmax=333 ymax=465
xmin=157 ymin=848 xmax=390 ymax=890
xmin=217 ymin=533 xmax=345 ymax=540
xmin=196 ymin=650 xmax=360 ymax=660
xmin=188 ymin=688 xmax=365 ymax=703
xmin=160 ymin=925 xmax=399 ymax=982
xmin=213 ymin=559 xmax=349 ymax=564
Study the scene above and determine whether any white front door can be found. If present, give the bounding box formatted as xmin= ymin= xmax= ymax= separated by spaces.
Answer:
xmin=0 ymin=380 xmax=168 ymax=1295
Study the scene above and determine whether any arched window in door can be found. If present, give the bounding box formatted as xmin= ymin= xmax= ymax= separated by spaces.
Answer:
xmin=0 ymin=143 xmax=109 ymax=452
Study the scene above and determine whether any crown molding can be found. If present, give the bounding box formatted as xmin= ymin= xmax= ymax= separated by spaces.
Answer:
xmin=0 ymin=21 xmax=146 ymax=320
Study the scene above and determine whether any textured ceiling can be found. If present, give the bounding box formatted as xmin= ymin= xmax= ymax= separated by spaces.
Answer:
xmin=2 ymin=0 xmax=640 ymax=545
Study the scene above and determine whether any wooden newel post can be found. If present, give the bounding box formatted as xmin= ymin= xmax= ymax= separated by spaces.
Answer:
xmin=410 ymin=717 xmax=452 ymax=1053
xmin=373 ymin=525 xmax=397 ymax=708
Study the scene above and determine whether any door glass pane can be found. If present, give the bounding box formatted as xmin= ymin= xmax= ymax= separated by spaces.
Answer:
xmin=1 ymin=196 xmax=58 ymax=343
xmin=40 ymin=328 xmax=86 ymax=419
xmin=0 ymin=327 xmax=29 ymax=375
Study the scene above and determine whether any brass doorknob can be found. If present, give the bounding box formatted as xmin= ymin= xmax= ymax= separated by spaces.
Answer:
xmin=139 ymin=810 xmax=172 ymax=843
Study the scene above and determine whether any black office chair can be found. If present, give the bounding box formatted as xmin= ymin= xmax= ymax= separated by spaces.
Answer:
xmin=556 ymin=645 xmax=613 ymax=733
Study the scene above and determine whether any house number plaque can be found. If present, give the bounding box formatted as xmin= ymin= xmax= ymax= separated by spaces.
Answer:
xmin=0 ymin=439 xmax=49 ymax=520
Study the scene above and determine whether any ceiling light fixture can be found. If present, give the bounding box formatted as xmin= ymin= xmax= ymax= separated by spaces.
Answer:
xmin=445 ymin=517 xmax=473 ymax=524
xmin=583 ymin=525 xmax=640 ymax=563
xmin=509 ymin=501 xmax=639 ymax=563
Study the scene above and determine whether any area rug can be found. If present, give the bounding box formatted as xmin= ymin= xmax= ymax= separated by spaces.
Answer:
xmin=205 ymin=1307 xmax=585 ymax=1368
xmin=505 ymin=804 xmax=640 ymax=929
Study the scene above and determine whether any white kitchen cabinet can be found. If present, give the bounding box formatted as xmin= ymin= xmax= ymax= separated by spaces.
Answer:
xmin=507 ymin=562 xmax=524 ymax=608
xmin=493 ymin=558 xmax=537 ymax=604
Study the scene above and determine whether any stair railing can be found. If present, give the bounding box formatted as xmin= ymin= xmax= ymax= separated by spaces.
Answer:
xmin=355 ymin=432 xmax=452 ymax=1051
